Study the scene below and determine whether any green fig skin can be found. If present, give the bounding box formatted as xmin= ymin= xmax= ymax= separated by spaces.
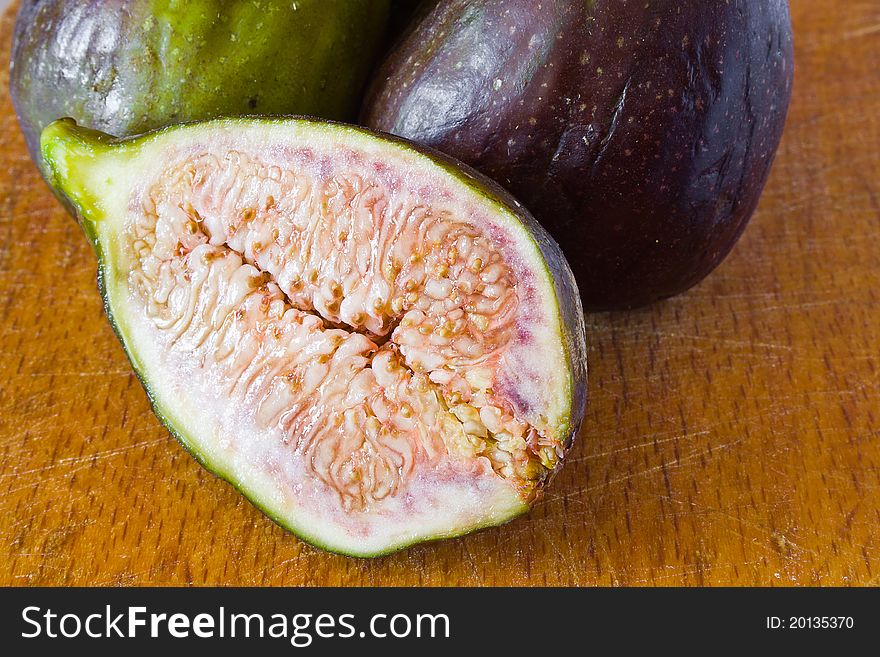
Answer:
xmin=362 ymin=0 xmax=794 ymax=309
xmin=11 ymin=0 xmax=390 ymax=197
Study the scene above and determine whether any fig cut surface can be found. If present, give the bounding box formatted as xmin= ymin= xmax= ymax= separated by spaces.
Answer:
xmin=42 ymin=118 xmax=587 ymax=556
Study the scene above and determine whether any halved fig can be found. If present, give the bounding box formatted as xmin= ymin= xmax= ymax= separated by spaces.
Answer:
xmin=41 ymin=117 xmax=587 ymax=556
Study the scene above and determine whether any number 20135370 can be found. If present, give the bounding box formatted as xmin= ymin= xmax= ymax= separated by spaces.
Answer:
xmin=766 ymin=616 xmax=854 ymax=630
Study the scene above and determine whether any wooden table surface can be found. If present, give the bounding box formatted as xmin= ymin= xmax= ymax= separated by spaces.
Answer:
xmin=1 ymin=2 xmax=878 ymax=587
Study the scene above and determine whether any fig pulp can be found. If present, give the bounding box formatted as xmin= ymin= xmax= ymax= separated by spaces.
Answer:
xmin=363 ymin=0 xmax=795 ymax=309
xmin=42 ymin=118 xmax=587 ymax=556
xmin=11 ymin=0 xmax=390 ymax=194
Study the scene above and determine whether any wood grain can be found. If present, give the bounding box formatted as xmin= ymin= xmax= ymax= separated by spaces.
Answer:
xmin=1 ymin=1 xmax=878 ymax=586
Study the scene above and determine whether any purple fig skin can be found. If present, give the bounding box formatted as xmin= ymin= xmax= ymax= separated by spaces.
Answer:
xmin=362 ymin=0 xmax=795 ymax=310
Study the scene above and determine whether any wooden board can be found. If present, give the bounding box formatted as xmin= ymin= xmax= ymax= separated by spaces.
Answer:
xmin=1 ymin=1 xmax=878 ymax=587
